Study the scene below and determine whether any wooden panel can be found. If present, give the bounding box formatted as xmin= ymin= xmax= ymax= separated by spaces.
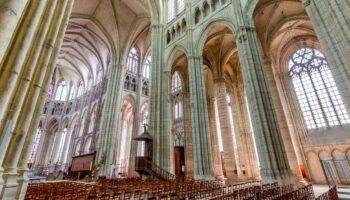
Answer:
xmin=174 ymin=147 xmax=185 ymax=176
xmin=70 ymin=152 xmax=95 ymax=172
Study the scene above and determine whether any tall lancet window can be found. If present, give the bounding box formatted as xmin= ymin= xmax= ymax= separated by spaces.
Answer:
xmin=142 ymin=55 xmax=151 ymax=96
xmin=54 ymin=80 xmax=67 ymax=101
xmin=28 ymin=124 xmax=42 ymax=164
xmin=167 ymin=0 xmax=175 ymax=22
xmin=142 ymin=56 xmax=151 ymax=79
xmin=289 ymin=47 xmax=350 ymax=129
xmin=127 ymin=47 xmax=139 ymax=74
xmin=167 ymin=0 xmax=185 ymax=23
xmin=124 ymin=47 xmax=139 ymax=92
xmin=177 ymin=0 xmax=185 ymax=14
xmin=172 ymin=71 xmax=184 ymax=146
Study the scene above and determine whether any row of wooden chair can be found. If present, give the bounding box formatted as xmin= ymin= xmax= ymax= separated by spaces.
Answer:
xmin=207 ymin=183 xmax=315 ymax=200
xmin=25 ymin=179 xmax=339 ymax=200
xmin=315 ymin=186 xmax=338 ymax=200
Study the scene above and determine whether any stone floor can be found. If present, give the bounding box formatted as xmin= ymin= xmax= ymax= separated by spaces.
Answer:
xmin=313 ymin=185 xmax=350 ymax=200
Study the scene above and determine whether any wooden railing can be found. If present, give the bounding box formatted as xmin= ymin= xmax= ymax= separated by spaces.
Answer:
xmin=135 ymin=157 xmax=175 ymax=180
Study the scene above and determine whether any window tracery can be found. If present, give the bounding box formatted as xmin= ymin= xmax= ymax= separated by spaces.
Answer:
xmin=142 ymin=56 xmax=151 ymax=79
xmin=54 ymin=80 xmax=67 ymax=101
xmin=167 ymin=0 xmax=185 ymax=23
xmin=289 ymin=47 xmax=350 ymax=129
xmin=127 ymin=47 xmax=139 ymax=74
xmin=172 ymin=71 xmax=184 ymax=146
xmin=28 ymin=125 xmax=42 ymax=163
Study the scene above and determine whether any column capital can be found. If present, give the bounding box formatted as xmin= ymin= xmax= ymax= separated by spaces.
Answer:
xmin=235 ymin=25 xmax=256 ymax=44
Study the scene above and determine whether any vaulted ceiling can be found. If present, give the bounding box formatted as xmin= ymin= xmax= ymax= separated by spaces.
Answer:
xmin=55 ymin=0 xmax=152 ymax=90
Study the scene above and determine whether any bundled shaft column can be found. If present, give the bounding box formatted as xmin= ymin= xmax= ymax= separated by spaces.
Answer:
xmin=214 ymin=78 xmax=237 ymax=179
xmin=231 ymin=84 xmax=259 ymax=179
xmin=0 ymin=0 xmax=73 ymax=198
xmin=235 ymin=26 xmax=293 ymax=184
xmin=188 ymin=56 xmax=214 ymax=179
xmin=0 ymin=0 xmax=29 ymax=63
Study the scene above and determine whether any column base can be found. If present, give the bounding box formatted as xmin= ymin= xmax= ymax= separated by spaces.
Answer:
xmin=0 ymin=170 xmax=19 ymax=200
xmin=16 ymin=168 xmax=29 ymax=200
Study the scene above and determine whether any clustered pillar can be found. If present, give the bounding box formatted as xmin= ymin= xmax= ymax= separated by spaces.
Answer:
xmin=148 ymin=24 xmax=172 ymax=171
xmin=0 ymin=0 xmax=74 ymax=198
xmin=188 ymin=56 xmax=214 ymax=179
xmin=230 ymin=84 xmax=259 ymax=179
xmin=235 ymin=25 xmax=293 ymax=184
xmin=213 ymin=78 xmax=237 ymax=179
xmin=207 ymin=98 xmax=223 ymax=179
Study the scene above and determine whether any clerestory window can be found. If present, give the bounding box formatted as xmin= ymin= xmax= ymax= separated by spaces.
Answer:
xmin=289 ymin=47 xmax=350 ymax=129
xmin=54 ymin=80 xmax=67 ymax=101
xmin=167 ymin=0 xmax=185 ymax=23
xmin=127 ymin=47 xmax=139 ymax=74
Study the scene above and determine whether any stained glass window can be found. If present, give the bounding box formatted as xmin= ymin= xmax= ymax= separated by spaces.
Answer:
xmin=172 ymin=72 xmax=182 ymax=93
xmin=167 ymin=0 xmax=185 ymax=23
xmin=142 ymin=56 xmax=151 ymax=79
xmin=54 ymin=80 xmax=67 ymax=101
xmin=177 ymin=0 xmax=185 ymax=14
xmin=28 ymin=126 xmax=42 ymax=163
xmin=289 ymin=48 xmax=350 ymax=129
xmin=127 ymin=48 xmax=139 ymax=74
xmin=167 ymin=0 xmax=175 ymax=22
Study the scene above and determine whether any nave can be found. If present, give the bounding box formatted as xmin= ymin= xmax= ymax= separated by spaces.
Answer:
xmin=1 ymin=0 xmax=350 ymax=199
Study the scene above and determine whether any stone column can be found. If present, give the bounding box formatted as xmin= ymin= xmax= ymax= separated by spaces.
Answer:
xmin=213 ymin=78 xmax=237 ymax=179
xmin=207 ymin=98 xmax=223 ymax=179
xmin=231 ymin=84 xmax=259 ymax=179
xmin=128 ymin=71 xmax=142 ymax=176
xmin=263 ymin=58 xmax=303 ymax=181
xmin=59 ymin=128 xmax=71 ymax=164
xmin=0 ymin=0 xmax=29 ymax=64
xmin=235 ymin=26 xmax=293 ymax=184
xmin=188 ymin=56 xmax=214 ymax=179
xmin=0 ymin=0 xmax=49 ymax=127
xmin=114 ymin=112 xmax=124 ymax=171
xmin=96 ymin=60 xmax=124 ymax=176
xmin=0 ymin=1 xmax=50 ymax=177
xmin=33 ymin=128 xmax=51 ymax=172
xmin=64 ymin=126 xmax=78 ymax=166
xmin=302 ymin=0 xmax=350 ymax=111
xmin=0 ymin=0 xmax=72 ymax=198
xmin=148 ymin=24 xmax=171 ymax=171
xmin=183 ymin=92 xmax=194 ymax=178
